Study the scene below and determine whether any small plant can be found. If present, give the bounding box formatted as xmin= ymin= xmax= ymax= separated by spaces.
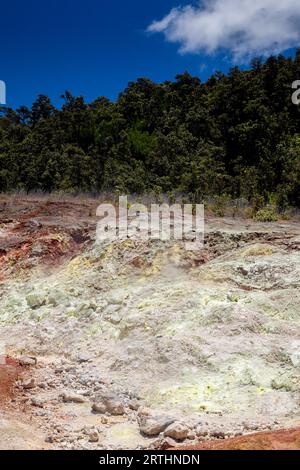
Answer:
xmin=252 ymin=195 xmax=265 ymax=214
xmin=254 ymin=208 xmax=278 ymax=222
xmin=231 ymin=205 xmax=239 ymax=218
xmin=150 ymin=186 xmax=164 ymax=204
xmin=281 ymin=212 xmax=291 ymax=221
xmin=244 ymin=207 xmax=254 ymax=219
xmin=213 ymin=206 xmax=225 ymax=217
xmin=167 ymin=191 xmax=176 ymax=205
xmin=212 ymin=195 xmax=228 ymax=217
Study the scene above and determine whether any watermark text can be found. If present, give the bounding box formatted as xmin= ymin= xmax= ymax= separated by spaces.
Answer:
xmin=96 ymin=196 xmax=204 ymax=251
xmin=0 ymin=80 xmax=6 ymax=105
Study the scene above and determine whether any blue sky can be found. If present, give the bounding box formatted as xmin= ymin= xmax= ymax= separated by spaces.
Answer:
xmin=1 ymin=0 xmax=298 ymax=108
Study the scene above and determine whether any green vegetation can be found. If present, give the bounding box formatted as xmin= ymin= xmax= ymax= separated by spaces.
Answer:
xmin=1 ymin=53 xmax=300 ymax=209
xmin=254 ymin=209 xmax=278 ymax=222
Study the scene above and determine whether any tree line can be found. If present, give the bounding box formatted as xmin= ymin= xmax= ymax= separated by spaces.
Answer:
xmin=1 ymin=51 xmax=300 ymax=209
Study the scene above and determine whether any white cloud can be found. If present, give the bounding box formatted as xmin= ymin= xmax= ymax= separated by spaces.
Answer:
xmin=148 ymin=0 xmax=300 ymax=61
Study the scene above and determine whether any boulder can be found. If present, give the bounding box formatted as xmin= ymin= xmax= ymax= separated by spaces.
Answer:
xmin=92 ymin=393 xmax=125 ymax=416
xmin=164 ymin=422 xmax=190 ymax=441
xmin=22 ymin=378 xmax=36 ymax=390
xmin=62 ymin=392 xmax=86 ymax=404
xmin=19 ymin=356 xmax=37 ymax=366
xmin=139 ymin=416 xmax=175 ymax=437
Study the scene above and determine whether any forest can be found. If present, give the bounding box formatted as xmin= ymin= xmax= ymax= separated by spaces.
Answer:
xmin=1 ymin=51 xmax=300 ymax=210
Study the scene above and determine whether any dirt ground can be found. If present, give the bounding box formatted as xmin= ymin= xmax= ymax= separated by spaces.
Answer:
xmin=0 ymin=194 xmax=299 ymax=450
xmin=172 ymin=427 xmax=300 ymax=450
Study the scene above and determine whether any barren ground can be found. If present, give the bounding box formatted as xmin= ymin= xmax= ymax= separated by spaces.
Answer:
xmin=0 ymin=195 xmax=299 ymax=450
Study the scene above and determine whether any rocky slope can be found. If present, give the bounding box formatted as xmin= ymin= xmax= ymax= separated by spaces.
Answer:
xmin=0 ymin=195 xmax=299 ymax=449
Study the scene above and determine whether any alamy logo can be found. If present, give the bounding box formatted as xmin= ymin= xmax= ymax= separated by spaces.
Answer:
xmin=0 ymin=340 xmax=6 ymax=364
xmin=96 ymin=196 xmax=204 ymax=251
xmin=0 ymin=80 xmax=6 ymax=105
xmin=292 ymin=80 xmax=300 ymax=105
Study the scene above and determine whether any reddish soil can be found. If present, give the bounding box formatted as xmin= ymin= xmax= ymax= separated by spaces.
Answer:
xmin=172 ymin=428 xmax=300 ymax=450
xmin=0 ymin=196 xmax=97 ymax=282
xmin=0 ymin=356 xmax=23 ymax=402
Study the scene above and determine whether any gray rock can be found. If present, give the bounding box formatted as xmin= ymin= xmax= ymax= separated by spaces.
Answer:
xmin=161 ymin=437 xmax=178 ymax=448
xmin=38 ymin=382 xmax=47 ymax=389
xmin=22 ymin=378 xmax=36 ymax=390
xmin=137 ymin=407 xmax=151 ymax=417
xmin=26 ymin=219 xmax=42 ymax=229
xmin=31 ymin=243 xmax=44 ymax=257
xmin=290 ymin=352 xmax=300 ymax=367
xmin=129 ymin=398 xmax=141 ymax=411
xmin=88 ymin=431 xmax=99 ymax=443
xmin=187 ymin=430 xmax=196 ymax=440
xmin=164 ymin=422 xmax=190 ymax=441
xmin=107 ymin=291 xmax=125 ymax=305
xmin=31 ymin=397 xmax=44 ymax=408
xmin=92 ymin=393 xmax=125 ymax=416
xmin=104 ymin=308 xmax=122 ymax=324
xmin=77 ymin=354 xmax=92 ymax=364
xmin=139 ymin=416 xmax=175 ymax=437
xmin=19 ymin=356 xmax=37 ymax=366
xmin=211 ymin=430 xmax=226 ymax=439
xmin=62 ymin=392 xmax=87 ymax=404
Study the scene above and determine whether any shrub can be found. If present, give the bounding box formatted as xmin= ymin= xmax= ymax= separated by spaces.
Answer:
xmin=254 ymin=208 xmax=278 ymax=222
xmin=244 ymin=207 xmax=254 ymax=219
xmin=252 ymin=195 xmax=265 ymax=215
xmin=211 ymin=195 xmax=229 ymax=217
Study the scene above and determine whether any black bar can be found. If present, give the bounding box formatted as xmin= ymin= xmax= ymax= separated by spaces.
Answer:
xmin=0 ymin=450 xmax=298 ymax=467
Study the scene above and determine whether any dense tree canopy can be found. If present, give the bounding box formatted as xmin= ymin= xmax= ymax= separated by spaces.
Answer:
xmin=1 ymin=52 xmax=300 ymax=207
